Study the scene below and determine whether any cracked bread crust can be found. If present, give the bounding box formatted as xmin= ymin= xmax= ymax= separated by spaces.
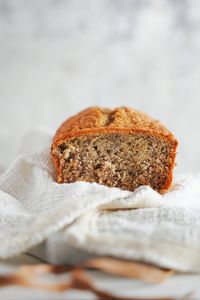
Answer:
xmin=51 ymin=107 xmax=178 ymax=193
xmin=52 ymin=107 xmax=172 ymax=145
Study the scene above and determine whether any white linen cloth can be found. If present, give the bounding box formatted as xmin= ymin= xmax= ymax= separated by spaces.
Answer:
xmin=0 ymin=129 xmax=200 ymax=272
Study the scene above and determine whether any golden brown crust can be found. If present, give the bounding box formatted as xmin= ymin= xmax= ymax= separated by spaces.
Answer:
xmin=52 ymin=107 xmax=174 ymax=145
xmin=51 ymin=107 xmax=178 ymax=192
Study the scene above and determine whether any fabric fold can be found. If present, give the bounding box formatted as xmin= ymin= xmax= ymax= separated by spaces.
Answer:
xmin=0 ymin=129 xmax=200 ymax=272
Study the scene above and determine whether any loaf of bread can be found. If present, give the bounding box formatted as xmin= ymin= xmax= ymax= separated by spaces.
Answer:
xmin=51 ymin=107 xmax=178 ymax=193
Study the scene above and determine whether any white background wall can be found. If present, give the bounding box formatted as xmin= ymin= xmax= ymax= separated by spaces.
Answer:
xmin=0 ymin=0 xmax=200 ymax=172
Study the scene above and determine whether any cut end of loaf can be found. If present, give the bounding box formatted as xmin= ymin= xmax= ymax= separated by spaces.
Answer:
xmin=52 ymin=132 xmax=177 ymax=193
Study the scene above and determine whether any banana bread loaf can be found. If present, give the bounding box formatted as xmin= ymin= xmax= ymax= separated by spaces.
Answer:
xmin=51 ymin=107 xmax=178 ymax=193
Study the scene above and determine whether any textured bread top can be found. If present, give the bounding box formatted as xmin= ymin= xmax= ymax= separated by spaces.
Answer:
xmin=53 ymin=107 xmax=177 ymax=146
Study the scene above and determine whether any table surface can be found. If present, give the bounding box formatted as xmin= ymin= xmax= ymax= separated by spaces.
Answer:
xmin=0 ymin=254 xmax=200 ymax=300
